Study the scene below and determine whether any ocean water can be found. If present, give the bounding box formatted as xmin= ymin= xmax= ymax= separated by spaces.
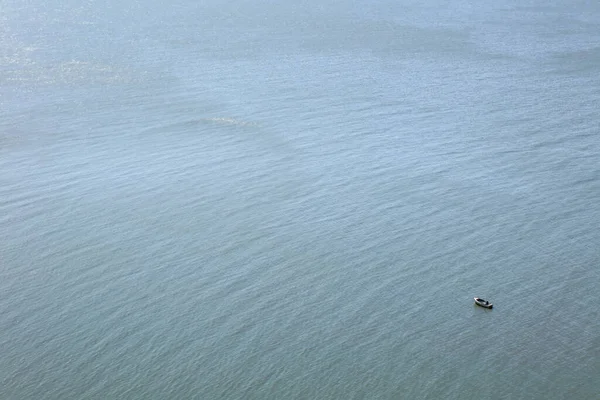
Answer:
xmin=1 ymin=0 xmax=599 ymax=398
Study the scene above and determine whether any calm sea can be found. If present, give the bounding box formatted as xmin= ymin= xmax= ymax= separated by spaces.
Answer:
xmin=1 ymin=0 xmax=599 ymax=398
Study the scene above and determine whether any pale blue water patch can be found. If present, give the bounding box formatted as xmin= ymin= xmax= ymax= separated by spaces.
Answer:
xmin=1 ymin=0 xmax=600 ymax=399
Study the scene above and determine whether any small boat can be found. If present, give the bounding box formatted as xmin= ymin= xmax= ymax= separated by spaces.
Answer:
xmin=474 ymin=297 xmax=493 ymax=309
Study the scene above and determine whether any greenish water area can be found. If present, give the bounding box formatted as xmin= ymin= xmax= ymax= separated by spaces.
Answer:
xmin=1 ymin=0 xmax=599 ymax=398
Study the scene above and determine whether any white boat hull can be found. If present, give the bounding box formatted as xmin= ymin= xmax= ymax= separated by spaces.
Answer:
xmin=474 ymin=297 xmax=493 ymax=309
